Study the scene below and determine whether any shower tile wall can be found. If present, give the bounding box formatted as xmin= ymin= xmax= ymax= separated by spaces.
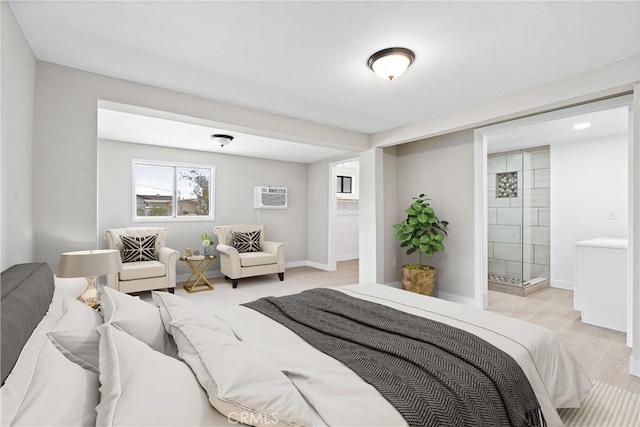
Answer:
xmin=488 ymin=148 xmax=550 ymax=281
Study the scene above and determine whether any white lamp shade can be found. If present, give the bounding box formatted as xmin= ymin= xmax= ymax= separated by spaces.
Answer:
xmin=371 ymin=55 xmax=411 ymax=80
xmin=368 ymin=47 xmax=415 ymax=81
xmin=57 ymin=249 xmax=123 ymax=278
xmin=211 ymin=134 xmax=234 ymax=147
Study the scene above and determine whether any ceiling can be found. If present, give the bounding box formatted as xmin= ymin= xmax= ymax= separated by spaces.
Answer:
xmin=10 ymin=1 xmax=639 ymax=137
xmin=487 ymin=106 xmax=630 ymax=154
xmin=97 ymin=108 xmax=350 ymax=163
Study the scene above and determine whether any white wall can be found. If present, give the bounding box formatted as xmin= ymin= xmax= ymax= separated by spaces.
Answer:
xmin=334 ymin=163 xmax=359 ymax=261
xmin=98 ymin=139 xmax=308 ymax=277
xmin=32 ymin=62 xmax=364 ymax=269
xmin=396 ymin=130 xmax=476 ymax=300
xmin=1 ymin=2 xmax=36 ymax=270
xmin=335 ymin=164 xmax=359 ymax=200
xmin=335 ymin=208 xmax=359 ymax=261
xmin=550 ymin=133 xmax=628 ymax=289
xmin=631 ymin=84 xmax=639 ymax=374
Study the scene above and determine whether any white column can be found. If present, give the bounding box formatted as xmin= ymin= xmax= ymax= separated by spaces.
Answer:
xmin=359 ymin=147 xmax=384 ymax=283
xmin=631 ymin=83 xmax=640 ymax=377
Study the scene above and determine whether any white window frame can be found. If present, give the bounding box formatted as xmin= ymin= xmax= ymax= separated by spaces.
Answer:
xmin=132 ymin=159 xmax=215 ymax=222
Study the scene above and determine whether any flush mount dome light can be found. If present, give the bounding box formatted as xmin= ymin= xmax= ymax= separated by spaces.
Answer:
xmin=367 ymin=47 xmax=415 ymax=80
xmin=211 ymin=134 xmax=234 ymax=147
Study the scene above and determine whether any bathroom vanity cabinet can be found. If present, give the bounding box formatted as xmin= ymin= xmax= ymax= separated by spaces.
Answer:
xmin=574 ymin=238 xmax=628 ymax=334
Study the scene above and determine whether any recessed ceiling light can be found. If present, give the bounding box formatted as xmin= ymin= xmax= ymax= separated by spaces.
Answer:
xmin=572 ymin=122 xmax=591 ymax=130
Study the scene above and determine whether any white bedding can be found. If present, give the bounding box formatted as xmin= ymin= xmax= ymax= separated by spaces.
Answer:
xmin=212 ymin=283 xmax=593 ymax=427
xmin=2 ymin=283 xmax=592 ymax=427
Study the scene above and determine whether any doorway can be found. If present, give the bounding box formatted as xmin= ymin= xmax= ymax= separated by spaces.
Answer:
xmin=475 ymin=96 xmax=633 ymax=343
xmin=328 ymin=159 xmax=360 ymax=271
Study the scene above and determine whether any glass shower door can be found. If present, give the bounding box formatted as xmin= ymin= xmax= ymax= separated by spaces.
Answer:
xmin=521 ymin=150 xmax=533 ymax=284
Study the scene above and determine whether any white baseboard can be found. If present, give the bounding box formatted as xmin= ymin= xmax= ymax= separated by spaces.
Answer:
xmin=285 ymin=260 xmax=308 ymax=269
xmin=551 ymin=279 xmax=574 ymax=290
xmin=630 ymin=356 xmax=640 ymax=377
xmin=305 ymin=261 xmax=331 ymax=271
xmin=337 ymin=254 xmax=359 ymax=262
xmin=369 ymin=282 xmax=475 ymax=304
xmin=381 ymin=281 xmax=402 ymax=289
xmin=435 ymin=290 xmax=476 ymax=306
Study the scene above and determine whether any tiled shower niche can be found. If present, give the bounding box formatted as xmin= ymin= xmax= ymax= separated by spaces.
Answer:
xmin=488 ymin=147 xmax=550 ymax=296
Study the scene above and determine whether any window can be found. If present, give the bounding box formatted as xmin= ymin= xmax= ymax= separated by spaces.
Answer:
xmin=133 ymin=160 xmax=214 ymax=221
xmin=337 ymin=175 xmax=352 ymax=194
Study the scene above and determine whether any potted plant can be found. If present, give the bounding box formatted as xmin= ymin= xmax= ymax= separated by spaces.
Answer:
xmin=393 ymin=193 xmax=449 ymax=295
xmin=201 ymin=232 xmax=215 ymax=257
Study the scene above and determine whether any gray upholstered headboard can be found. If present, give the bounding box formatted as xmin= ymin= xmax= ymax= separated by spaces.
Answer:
xmin=1 ymin=263 xmax=55 ymax=385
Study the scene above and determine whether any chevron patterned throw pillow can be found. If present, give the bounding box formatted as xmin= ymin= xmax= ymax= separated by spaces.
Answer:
xmin=232 ymin=231 xmax=262 ymax=253
xmin=120 ymin=234 xmax=158 ymax=263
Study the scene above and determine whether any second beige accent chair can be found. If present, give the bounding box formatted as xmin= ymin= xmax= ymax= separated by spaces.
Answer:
xmin=213 ymin=225 xmax=285 ymax=288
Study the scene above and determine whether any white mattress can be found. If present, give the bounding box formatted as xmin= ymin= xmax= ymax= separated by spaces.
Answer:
xmin=213 ymin=283 xmax=593 ymax=427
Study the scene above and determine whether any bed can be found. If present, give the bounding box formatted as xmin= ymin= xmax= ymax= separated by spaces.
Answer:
xmin=1 ymin=262 xmax=592 ymax=427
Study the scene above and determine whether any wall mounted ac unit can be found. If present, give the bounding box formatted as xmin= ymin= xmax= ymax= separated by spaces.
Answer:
xmin=254 ymin=186 xmax=287 ymax=209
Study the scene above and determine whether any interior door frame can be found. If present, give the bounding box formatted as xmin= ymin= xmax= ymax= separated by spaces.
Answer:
xmin=473 ymin=95 xmax=634 ymax=312
xmin=328 ymin=157 xmax=359 ymax=272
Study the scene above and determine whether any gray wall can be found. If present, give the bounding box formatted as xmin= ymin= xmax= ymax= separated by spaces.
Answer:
xmin=306 ymin=160 xmax=330 ymax=268
xmin=32 ymin=62 xmax=363 ymax=269
xmin=396 ymin=130 xmax=476 ymax=299
xmin=382 ymin=146 xmax=399 ymax=284
xmin=98 ymin=139 xmax=308 ymax=277
xmin=1 ymin=2 xmax=36 ymax=270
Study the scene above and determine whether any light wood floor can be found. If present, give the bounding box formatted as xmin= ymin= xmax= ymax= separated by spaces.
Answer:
xmin=489 ymin=288 xmax=639 ymax=394
xmin=171 ymin=259 xmax=360 ymax=311
xmin=173 ymin=261 xmax=638 ymax=394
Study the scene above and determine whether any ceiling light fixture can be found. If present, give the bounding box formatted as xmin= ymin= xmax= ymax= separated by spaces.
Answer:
xmin=367 ymin=47 xmax=415 ymax=81
xmin=572 ymin=122 xmax=591 ymax=130
xmin=211 ymin=134 xmax=234 ymax=147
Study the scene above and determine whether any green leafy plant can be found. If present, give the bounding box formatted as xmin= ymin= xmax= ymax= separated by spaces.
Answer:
xmin=393 ymin=193 xmax=449 ymax=266
xmin=201 ymin=232 xmax=215 ymax=247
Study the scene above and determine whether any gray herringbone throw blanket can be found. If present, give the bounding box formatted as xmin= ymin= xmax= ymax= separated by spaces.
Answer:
xmin=243 ymin=288 xmax=546 ymax=427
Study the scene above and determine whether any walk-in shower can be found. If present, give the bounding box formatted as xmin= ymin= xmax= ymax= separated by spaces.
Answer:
xmin=488 ymin=146 xmax=550 ymax=296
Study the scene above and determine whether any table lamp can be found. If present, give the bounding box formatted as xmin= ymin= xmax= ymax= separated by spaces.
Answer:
xmin=57 ymin=249 xmax=123 ymax=308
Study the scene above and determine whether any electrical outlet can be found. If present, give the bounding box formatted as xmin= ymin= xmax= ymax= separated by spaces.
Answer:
xmin=608 ymin=210 xmax=616 ymax=220
xmin=391 ymin=258 xmax=397 ymax=267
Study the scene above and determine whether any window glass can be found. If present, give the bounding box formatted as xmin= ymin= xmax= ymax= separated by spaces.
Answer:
xmin=133 ymin=161 xmax=214 ymax=221
xmin=337 ymin=175 xmax=352 ymax=193
xmin=177 ymin=167 xmax=211 ymax=217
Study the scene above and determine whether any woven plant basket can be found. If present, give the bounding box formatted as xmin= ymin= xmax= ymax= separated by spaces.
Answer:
xmin=401 ymin=265 xmax=436 ymax=296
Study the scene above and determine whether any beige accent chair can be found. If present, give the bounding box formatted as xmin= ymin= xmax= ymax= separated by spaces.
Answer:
xmin=213 ymin=225 xmax=285 ymax=289
xmin=104 ymin=227 xmax=179 ymax=294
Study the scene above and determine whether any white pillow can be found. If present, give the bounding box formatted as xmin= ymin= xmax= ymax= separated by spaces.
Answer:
xmin=99 ymin=286 xmax=177 ymax=356
xmin=46 ymin=292 xmax=103 ymax=373
xmin=1 ymin=290 xmax=65 ymax=425
xmin=170 ymin=322 xmax=315 ymax=427
xmin=95 ymin=324 xmax=231 ymax=427
xmin=1 ymin=337 xmax=99 ymax=426
xmin=152 ymin=290 xmax=235 ymax=337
